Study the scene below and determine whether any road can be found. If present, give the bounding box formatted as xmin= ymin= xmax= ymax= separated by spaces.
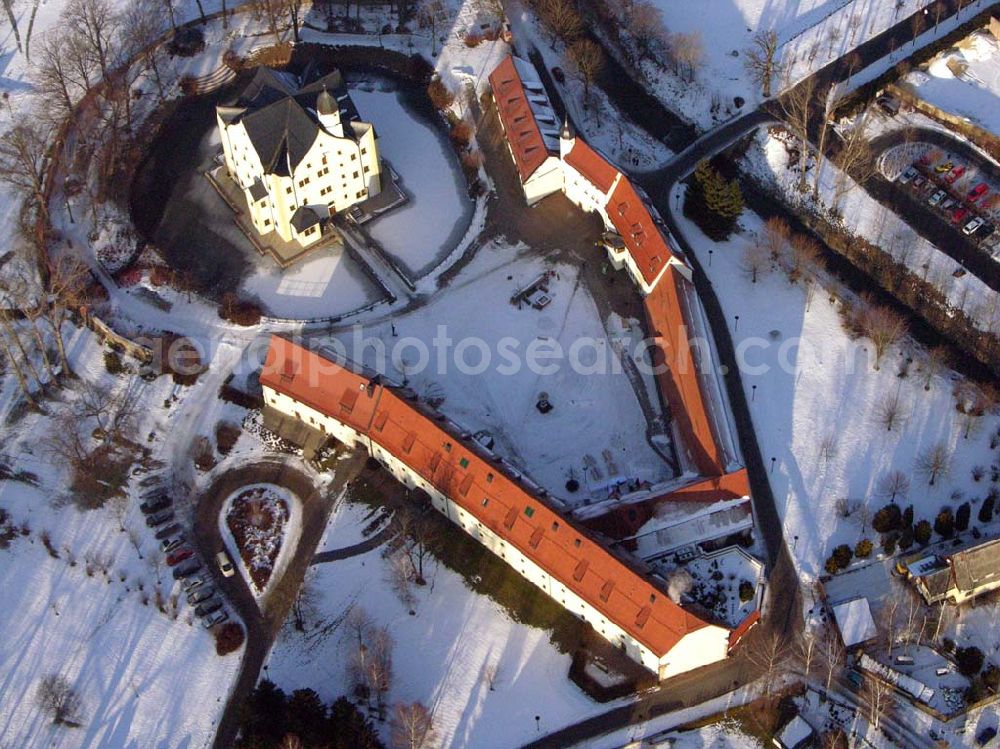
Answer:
xmin=190 ymin=454 xmax=366 ymax=749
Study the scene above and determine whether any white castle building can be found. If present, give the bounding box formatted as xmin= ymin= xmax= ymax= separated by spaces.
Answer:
xmin=216 ymin=66 xmax=383 ymax=248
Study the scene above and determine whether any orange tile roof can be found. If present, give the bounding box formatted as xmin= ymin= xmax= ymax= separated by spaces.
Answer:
xmin=489 ymin=56 xmax=555 ymax=183
xmin=565 ymin=138 xmax=619 ymax=194
xmin=262 ymin=335 xmax=715 ymax=658
xmin=607 ymin=177 xmax=674 ymax=287
xmin=643 ymin=269 xmax=725 ymax=476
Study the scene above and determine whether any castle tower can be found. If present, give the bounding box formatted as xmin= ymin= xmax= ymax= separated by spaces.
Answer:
xmin=559 ymin=116 xmax=576 ymax=160
xmin=316 ymin=87 xmax=343 ymax=137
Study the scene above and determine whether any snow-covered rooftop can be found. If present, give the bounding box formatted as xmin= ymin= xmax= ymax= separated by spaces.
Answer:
xmin=832 ymin=597 xmax=877 ymax=647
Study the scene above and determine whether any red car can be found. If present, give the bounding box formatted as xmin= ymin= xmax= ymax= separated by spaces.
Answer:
xmin=951 ymin=207 xmax=969 ymax=225
xmin=944 ymin=166 xmax=966 ymax=184
xmin=968 ymin=183 xmax=989 ymax=201
xmin=167 ymin=548 xmax=194 ymax=566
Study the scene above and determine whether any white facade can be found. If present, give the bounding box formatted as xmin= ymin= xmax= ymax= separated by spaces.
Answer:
xmin=522 ymin=155 xmax=565 ymax=206
xmin=262 ymin=383 xmax=730 ymax=680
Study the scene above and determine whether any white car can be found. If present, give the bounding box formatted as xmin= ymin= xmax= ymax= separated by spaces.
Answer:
xmin=216 ymin=550 xmax=235 ymax=577
xmin=963 ymin=217 xmax=985 ymax=236
xmin=898 ymin=166 xmax=918 ymax=184
xmin=928 ymin=190 xmax=946 ymax=207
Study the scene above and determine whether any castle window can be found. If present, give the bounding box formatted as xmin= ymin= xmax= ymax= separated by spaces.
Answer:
xmin=353 ymin=171 xmax=359 ymax=179
xmin=286 ymin=186 xmax=292 ymax=194
xmin=481 ymin=497 xmax=489 ymax=507
xmin=322 ymin=155 xmax=328 ymax=165
xmin=361 ymin=148 xmax=367 ymax=155
xmin=351 ymin=153 xmax=357 ymax=161
xmin=524 ymin=506 xmax=534 ymax=518
xmin=459 ymin=457 xmax=469 ymax=469
xmin=486 ymin=473 xmax=494 ymax=483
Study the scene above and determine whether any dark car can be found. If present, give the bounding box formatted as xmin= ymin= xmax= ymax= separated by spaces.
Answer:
xmin=551 ymin=66 xmax=565 ymax=83
xmin=146 ymin=510 xmax=175 ymax=527
xmin=172 ymin=558 xmax=202 ymax=580
xmin=161 ymin=535 xmax=185 ymax=554
xmin=154 ymin=523 xmax=182 ymax=541
xmin=181 ymin=574 xmax=207 ymax=592
xmin=194 ymin=598 xmax=223 ymax=618
xmin=202 ymin=610 xmax=228 ymax=628
xmin=166 ymin=548 xmax=194 ymax=566
xmin=139 ymin=495 xmax=170 ymax=514
xmin=187 ymin=586 xmax=215 ymax=605
xmin=978 ymin=726 xmax=997 ymax=746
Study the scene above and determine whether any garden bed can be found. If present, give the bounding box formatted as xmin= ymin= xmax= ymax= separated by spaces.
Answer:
xmin=224 ymin=484 xmax=292 ymax=592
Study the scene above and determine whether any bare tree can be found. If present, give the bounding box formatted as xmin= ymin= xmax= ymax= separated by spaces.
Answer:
xmin=760 ymin=216 xmax=792 ymax=262
xmin=386 ymin=547 xmax=417 ymax=609
xmin=796 ymin=628 xmax=819 ymax=678
xmin=390 ymin=701 xmax=437 ymax=749
xmin=0 ymin=118 xmax=52 ymax=232
xmin=779 ymin=76 xmax=816 ymax=193
xmin=859 ymin=304 xmax=907 ymax=370
xmin=876 ymin=470 xmax=910 ymax=503
xmin=874 ymin=392 xmax=907 ymax=432
xmin=535 ymin=0 xmax=583 ymax=46
xmin=818 ymin=626 xmax=845 ymax=693
xmin=0 ymin=326 xmax=39 ymax=408
xmin=285 ymin=0 xmax=305 ymax=42
xmin=860 ymin=672 xmax=896 ymax=731
xmin=395 ymin=507 xmax=437 ymax=585
xmin=567 ymin=39 xmax=604 ymax=110
xmin=910 ymin=11 xmax=925 ymax=47
xmin=121 ymin=0 xmax=169 ymax=102
xmin=954 ymin=381 xmax=996 ymax=439
xmin=819 ymin=433 xmax=838 ymax=462
xmin=483 ymin=660 xmax=501 ymax=691
xmin=921 ymin=345 xmax=950 ymax=391
xmin=787 ymin=233 xmax=821 ymax=282
xmin=623 ymin=0 xmax=669 ymax=63
xmin=844 ymin=51 xmax=862 ymax=85
xmin=43 ymin=254 xmax=91 ymax=376
xmin=848 ymin=12 xmax=863 ymax=43
xmin=279 ymin=734 xmax=303 ymax=749
xmin=671 ymin=31 xmax=703 ymax=83
xmin=33 ymin=32 xmax=91 ymax=124
xmin=253 ymin=0 xmax=284 ymax=42
xmin=747 ymin=631 xmax=791 ymax=695
xmin=741 ymin=241 xmax=769 ymax=284
xmin=745 ymin=29 xmax=781 ymax=97
xmin=916 ymin=442 xmax=951 ymax=486
xmin=36 ymin=674 xmax=83 ymax=726
xmin=365 ymin=626 xmax=394 ymax=715
xmin=831 ymin=118 xmax=877 ymax=210
xmin=65 ymin=0 xmax=118 ymax=81
xmin=826 ymin=25 xmax=842 ymax=59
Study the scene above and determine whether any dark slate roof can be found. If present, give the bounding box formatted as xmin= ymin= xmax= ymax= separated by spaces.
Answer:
xmin=918 ymin=568 xmax=953 ymax=601
xmin=248 ymin=177 xmax=268 ymax=202
xmin=290 ymin=206 xmax=321 ymax=232
xmin=951 ymin=538 xmax=1000 ymax=593
xmin=221 ymin=66 xmax=364 ymax=176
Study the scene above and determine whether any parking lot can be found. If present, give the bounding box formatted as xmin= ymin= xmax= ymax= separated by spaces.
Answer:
xmin=893 ymin=147 xmax=1000 ymax=259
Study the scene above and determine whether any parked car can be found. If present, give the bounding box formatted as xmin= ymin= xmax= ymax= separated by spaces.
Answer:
xmin=194 ymin=598 xmax=223 ymax=618
xmin=977 ymin=726 xmax=997 ymax=746
xmin=928 ymin=190 xmax=946 ymax=207
xmin=139 ymin=494 xmax=170 ymax=514
xmin=941 ymin=197 xmax=956 ymax=211
xmin=969 ymin=183 xmax=989 ymax=201
xmin=944 ymin=166 xmax=966 ymax=184
xmin=912 ymin=175 xmax=927 ymax=189
xmin=952 ymin=207 xmax=970 ymax=224
xmin=161 ymin=536 xmax=185 ymax=554
xmin=846 ymin=669 xmax=864 ymax=690
xmin=922 ymin=180 xmax=937 ymax=195
xmin=154 ymin=523 xmax=182 ymax=541
xmin=202 ymin=610 xmax=229 ymax=628
xmin=979 ymin=222 xmax=995 ymax=239
xmin=963 ymin=217 xmax=986 ymax=236
xmin=172 ymin=558 xmax=202 ymax=580
xmin=217 ymin=550 xmax=235 ymax=578
xmin=187 ymin=586 xmax=215 ymax=605
xmin=935 ymin=160 xmax=954 ymax=174
xmin=182 ymin=574 xmax=207 ymax=592
xmin=898 ymin=166 xmax=918 ymax=184
xmin=166 ymin=548 xmax=194 ymax=566
xmin=146 ymin=509 xmax=175 ymax=528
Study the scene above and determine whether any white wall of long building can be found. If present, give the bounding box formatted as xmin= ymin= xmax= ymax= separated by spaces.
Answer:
xmin=263 ymin=384 xmax=729 ymax=680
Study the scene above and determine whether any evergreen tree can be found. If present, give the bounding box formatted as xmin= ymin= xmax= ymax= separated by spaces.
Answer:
xmin=914 ymin=519 xmax=933 ymax=545
xmin=935 ymin=508 xmax=955 ymax=539
xmin=903 ymin=504 xmax=914 ymax=527
xmin=980 ymin=493 xmax=996 ymax=524
xmin=956 ymin=502 xmax=971 ymax=533
xmin=327 ymin=697 xmax=385 ymax=749
xmin=237 ymin=680 xmax=288 ymax=748
xmin=684 ymin=160 xmax=744 ymax=240
xmin=287 ymin=689 xmax=328 ymax=747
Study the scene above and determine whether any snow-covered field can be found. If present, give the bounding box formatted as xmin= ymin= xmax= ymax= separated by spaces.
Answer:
xmin=353 ymin=80 xmax=474 ymax=280
xmin=743 ymin=127 xmax=1000 ymax=333
xmin=0 ymin=326 xmax=254 ymax=748
xmin=635 ymin=0 xmax=937 ymax=126
xmin=672 ymin=184 xmax=1000 ymax=586
xmin=901 ymin=30 xmax=1000 ymax=137
xmin=326 ymin=240 xmax=675 ymax=506
xmin=266 ymin=490 xmax=611 ymax=749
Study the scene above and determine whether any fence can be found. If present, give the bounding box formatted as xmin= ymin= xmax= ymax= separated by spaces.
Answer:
xmin=80 ymin=307 xmax=153 ymax=363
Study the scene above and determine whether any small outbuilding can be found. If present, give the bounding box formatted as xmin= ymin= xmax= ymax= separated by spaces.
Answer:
xmin=772 ymin=714 xmax=814 ymax=749
xmin=831 ymin=597 xmax=877 ymax=648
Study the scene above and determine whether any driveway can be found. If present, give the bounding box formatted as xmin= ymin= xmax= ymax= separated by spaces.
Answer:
xmin=189 ymin=453 xmax=366 ymax=749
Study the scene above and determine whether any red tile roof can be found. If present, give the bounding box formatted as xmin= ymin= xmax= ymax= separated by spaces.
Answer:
xmin=489 ymin=56 xmax=555 ymax=183
xmin=643 ymin=269 xmax=725 ymax=476
xmin=607 ymin=177 xmax=674 ymax=287
xmin=565 ymin=139 xmax=619 ymax=194
xmin=262 ymin=335 xmax=716 ymax=658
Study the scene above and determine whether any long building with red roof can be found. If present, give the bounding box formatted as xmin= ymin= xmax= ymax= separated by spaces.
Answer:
xmin=261 ymin=335 xmax=732 ymax=679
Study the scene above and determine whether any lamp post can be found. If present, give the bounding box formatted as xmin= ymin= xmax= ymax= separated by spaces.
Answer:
xmin=708 ymin=249 xmax=713 ymax=267
xmin=770 ymin=456 xmax=777 ymax=474
xmin=751 ymin=384 xmax=757 ymax=402
xmin=734 ymin=315 xmax=740 ymax=332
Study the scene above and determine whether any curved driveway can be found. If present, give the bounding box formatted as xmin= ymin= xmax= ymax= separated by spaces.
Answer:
xmin=190 ymin=453 xmax=366 ymax=749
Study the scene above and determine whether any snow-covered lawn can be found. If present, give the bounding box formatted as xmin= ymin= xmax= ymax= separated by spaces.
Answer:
xmin=672 ymin=185 xmax=1000 ymax=586
xmin=634 ymin=0 xmax=937 ymax=127
xmin=265 ymin=490 xmax=612 ymax=749
xmin=326 ymin=240 xmax=675 ymax=506
xmin=353 ymin=80 xmax=474 ymax=280
xmin=743 ymin=127 xmax=1000 ymax=333
xmin=901 ymin=30 xmax=1000 ymax=138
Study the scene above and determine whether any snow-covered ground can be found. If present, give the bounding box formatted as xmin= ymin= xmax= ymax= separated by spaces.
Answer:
xmin=901 ymin=30 xmax=1000 ymax=137
xmin=352 ymin=80 xmax=474 ymax=280
xmin=631 ymin=0 xmax=939 ymax=127
xmin=265 ymin=490 xmax=613 ymax=749
xmin=325 ymin=240 xmax=675 ymax=506
xmin=672 ymin=183 xmax=1000 ymax=586
xmin=743 ymin=127 xmax=1000 ymax=333
xmin=0 ymin=325 xmax=254 ymax=748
